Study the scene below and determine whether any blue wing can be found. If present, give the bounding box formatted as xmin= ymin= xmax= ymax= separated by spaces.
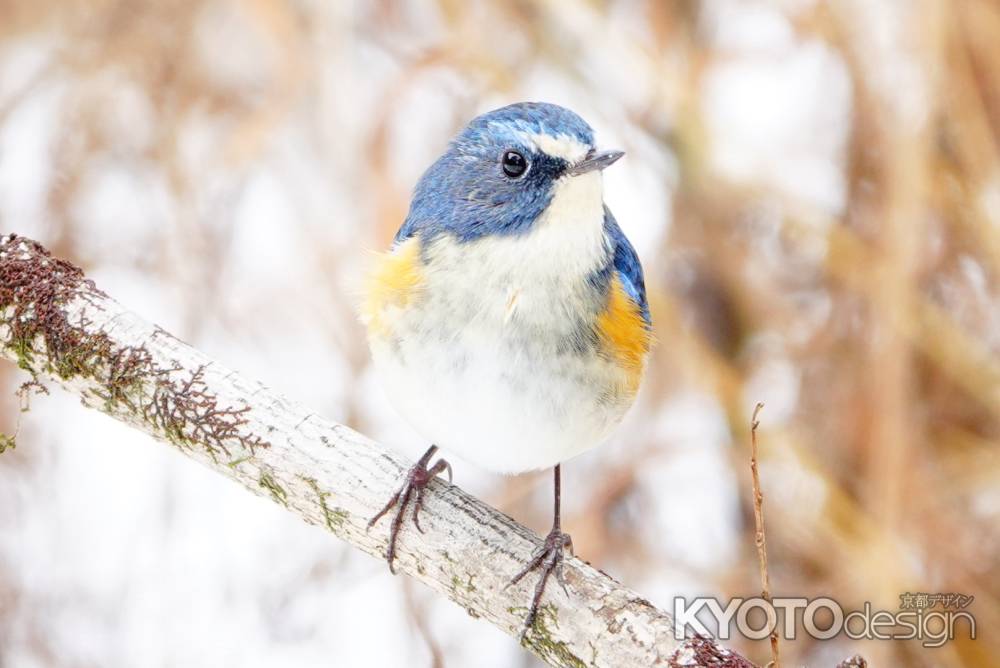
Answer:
xmin=603 ymin=207 xmax=650 ymax=325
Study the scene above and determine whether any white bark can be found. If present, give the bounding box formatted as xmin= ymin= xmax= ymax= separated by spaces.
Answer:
xmin=0 ymin=234 xmax=756 ymax=668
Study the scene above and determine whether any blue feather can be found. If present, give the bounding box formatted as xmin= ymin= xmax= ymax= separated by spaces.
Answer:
xmin=603 ymin=207 xmax=650 ymax=325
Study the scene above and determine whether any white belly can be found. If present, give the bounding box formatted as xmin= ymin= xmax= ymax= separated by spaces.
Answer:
xmin=370 ymin=306 xmax=631 ymax=474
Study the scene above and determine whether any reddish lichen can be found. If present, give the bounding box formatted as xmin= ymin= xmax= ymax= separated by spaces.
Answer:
xmin=0 ymin=233 xmax=269 ymax=458
xmin=669 ymin=635 xmax=758 ymax=668
xmin=0 ymin=234 xmax=101 ymax=375
xmin=142 ymin=364 xmax=269 ymax=459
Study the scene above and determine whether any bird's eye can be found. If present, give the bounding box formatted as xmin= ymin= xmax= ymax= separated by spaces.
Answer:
xmin=501 ymin=150 xmax=528 ymax=178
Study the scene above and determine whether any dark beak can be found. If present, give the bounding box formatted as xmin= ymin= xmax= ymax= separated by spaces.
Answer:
xmin=568 ymin=149 xmax=625 ymax=176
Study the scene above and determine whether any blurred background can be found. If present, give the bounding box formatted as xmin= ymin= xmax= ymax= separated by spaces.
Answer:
xmin=0 ymin=0 xmax=998 ymax=666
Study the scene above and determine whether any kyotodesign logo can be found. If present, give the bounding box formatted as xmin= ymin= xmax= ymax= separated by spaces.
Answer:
xmin=672 ymin=593 xmax=975 ymax=648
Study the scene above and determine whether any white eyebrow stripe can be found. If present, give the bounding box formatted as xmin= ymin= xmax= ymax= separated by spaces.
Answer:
xmin=529 ymin=132 xmax=591 ymax=163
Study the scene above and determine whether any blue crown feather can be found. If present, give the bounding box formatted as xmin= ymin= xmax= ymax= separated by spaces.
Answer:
xmin=456 ymin=102 xmax=595 ymax=151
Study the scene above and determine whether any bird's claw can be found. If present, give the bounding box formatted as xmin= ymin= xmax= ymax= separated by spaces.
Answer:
xmin=367 ymin=447 xmax=451 ymax=574
xmin=508 ymin=528 xmax=574 ymax=639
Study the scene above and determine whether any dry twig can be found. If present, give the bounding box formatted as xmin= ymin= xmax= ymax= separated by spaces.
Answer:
xmin=749 ymin=403 xmax=780 ymax=668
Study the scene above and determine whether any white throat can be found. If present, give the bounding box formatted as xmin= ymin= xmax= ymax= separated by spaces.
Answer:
xmin=516 ymin=170 xmax=608 ymax=279
xmin=425 ymin=170 xmax=608 ymax=288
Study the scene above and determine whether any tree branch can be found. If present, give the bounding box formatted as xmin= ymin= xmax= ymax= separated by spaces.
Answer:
xmin=0 ymin=233 xmax=756 ymax=668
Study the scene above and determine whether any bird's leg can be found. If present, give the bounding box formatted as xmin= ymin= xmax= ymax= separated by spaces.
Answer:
xmin=367 ymin=444 xmax=452 ymax=574
xmin=507 ymin=464 xmax=574 ymax=638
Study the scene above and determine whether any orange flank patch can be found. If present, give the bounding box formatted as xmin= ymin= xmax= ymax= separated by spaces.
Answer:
xmin=362 ymin=237 xmax=425 ymax=336
xmin=595 ymin=276 xmax=652 ymax=394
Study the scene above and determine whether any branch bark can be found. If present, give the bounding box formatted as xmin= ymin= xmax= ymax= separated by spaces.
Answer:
xmin=0 ymin=234 xmax=756 ymax=668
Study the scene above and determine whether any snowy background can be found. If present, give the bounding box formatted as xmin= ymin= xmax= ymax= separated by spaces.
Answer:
xmin=1 ymin=1 xmax=998 ymax=667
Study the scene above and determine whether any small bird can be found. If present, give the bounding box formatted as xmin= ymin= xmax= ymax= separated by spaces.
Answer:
xmin=363 ymin=102 xmax=651 ymax=633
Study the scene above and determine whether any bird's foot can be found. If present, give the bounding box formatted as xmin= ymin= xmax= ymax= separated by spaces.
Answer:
xmin=367 ymin=445 xmax=452 ymax=574
xmin=507 ymin=527 xmax=574 ymax=639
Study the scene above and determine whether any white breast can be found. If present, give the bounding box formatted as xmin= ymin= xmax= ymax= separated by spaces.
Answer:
xmin=369 ymin=171 xmax=636 ymax=474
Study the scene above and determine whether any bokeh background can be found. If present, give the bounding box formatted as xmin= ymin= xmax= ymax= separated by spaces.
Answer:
xmin=1 ymin=1 xmax=998 ymax=666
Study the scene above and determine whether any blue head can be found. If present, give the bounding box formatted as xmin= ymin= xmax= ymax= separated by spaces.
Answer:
xmin=395 ymin=102 xmax=623 ymax=245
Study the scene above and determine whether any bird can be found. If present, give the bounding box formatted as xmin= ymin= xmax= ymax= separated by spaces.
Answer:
xmin=361 ymin=101 xmax=651 ymax=635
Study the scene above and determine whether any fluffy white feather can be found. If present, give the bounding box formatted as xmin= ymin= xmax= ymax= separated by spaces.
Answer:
xmin=369 ymin=171 xmax=637 ymax=473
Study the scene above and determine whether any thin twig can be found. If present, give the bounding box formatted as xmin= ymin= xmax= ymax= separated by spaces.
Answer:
xmin=750 ymin=402 xmax=780 ymax=668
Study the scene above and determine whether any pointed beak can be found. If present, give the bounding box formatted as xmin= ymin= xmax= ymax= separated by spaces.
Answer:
xmin=568 ymin=149 xmax=625 ymax=176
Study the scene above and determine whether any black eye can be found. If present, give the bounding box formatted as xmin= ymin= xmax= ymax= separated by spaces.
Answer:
xmin=501 ymin=150 xmax=528 ymax=178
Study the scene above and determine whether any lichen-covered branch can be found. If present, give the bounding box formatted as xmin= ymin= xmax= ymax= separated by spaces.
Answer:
xmin=0 ymin=233 xmax=755 ymax=668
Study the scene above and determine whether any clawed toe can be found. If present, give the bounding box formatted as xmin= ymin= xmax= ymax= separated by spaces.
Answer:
xmin=506 ymin=464 xmax=578 ymax=640
xmin=367 ymin=445 xmax=451 ymax=574
xmin=509 ymin=528 xmax=574 ymax=637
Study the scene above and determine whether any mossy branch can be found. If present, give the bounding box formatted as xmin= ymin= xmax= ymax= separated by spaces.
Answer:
xmin=0 ymin=233 xmax=755 ymax=668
